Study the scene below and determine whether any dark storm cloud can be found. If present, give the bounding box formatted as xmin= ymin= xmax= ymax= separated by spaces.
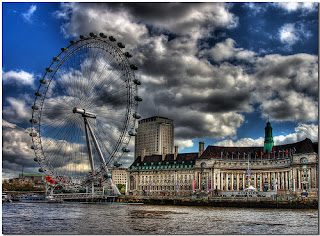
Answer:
xmin=53 ymin=2 xmax=318 ymax=138
xmin=153 ymin=89 xmax=251 ymax=113
xmin=252 ymin=53 xmax=318 ymax=122
xmin=105 ymin=2 xmax=196 ymax=21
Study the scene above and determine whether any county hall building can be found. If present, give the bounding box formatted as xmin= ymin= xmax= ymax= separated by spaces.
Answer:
xmin=126 ymin=118 xmax=318 ymax=197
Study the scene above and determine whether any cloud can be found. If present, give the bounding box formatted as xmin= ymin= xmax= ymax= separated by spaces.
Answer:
xmin=278 ymin=23 xmax=312 ymax=48
xmin=2 ymin=120 xmax=37 ymax=179
xmin=244 ymin=3 xmax=268 ymax=16
xmin=259 ymin=91 xmax=318 ymax=122
xmin=274 ymin=2 xmax=317 ymax=12
xmin=214 ymin=124 xmax=318 ymax=147
xmin=252 ymin=53 xmax=318 ymax=122
xmin=175 ymin=139 xmax=194 ymax=151
xmin=3 ymin=70 xmax=35 ymax=87
xmin=3 ymin=96 xmax=33 ymax=124
xmin=52 ymin=2 xmax=318 ymax=142
xmin=22 ymin=4 xmax=37 ymax=23
xmin=200 ymin=38 xmax=256 ymax=62
xmin=279 ymin=23 xmax=299 ymax=46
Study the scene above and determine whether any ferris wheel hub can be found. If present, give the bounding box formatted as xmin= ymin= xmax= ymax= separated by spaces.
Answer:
xmin=73 ymin=107 xmax=96 ymax=119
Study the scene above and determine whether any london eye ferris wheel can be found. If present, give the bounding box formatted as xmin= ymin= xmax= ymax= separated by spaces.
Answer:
xmin=29 ymin=32 xmax=142 ymax=188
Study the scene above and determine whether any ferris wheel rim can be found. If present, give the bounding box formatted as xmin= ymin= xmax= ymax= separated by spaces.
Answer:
xmin=30 ymin=35 xmax=141 ymax=187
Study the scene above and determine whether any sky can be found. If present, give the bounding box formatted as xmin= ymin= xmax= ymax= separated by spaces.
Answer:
xmin=2 ymin=2 xmax=319 ymax=179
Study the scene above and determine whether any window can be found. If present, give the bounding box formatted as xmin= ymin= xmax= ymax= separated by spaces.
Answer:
xmin=300 ymin=157 xmax=308 ymax=163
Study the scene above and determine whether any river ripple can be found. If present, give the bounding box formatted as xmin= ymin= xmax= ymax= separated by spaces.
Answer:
xmin=2 ymin=202 xmax=318 ymax=234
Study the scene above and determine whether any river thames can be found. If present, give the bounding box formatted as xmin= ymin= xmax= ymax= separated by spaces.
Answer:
xmin=2 ymin=202 xmax=318 ymax=234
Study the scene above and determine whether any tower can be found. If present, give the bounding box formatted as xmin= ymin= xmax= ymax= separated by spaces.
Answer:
xmin=134 ymin=116 xmax=174 ymax=159
xmin=263 ymin=120 xmax=274 ymax=153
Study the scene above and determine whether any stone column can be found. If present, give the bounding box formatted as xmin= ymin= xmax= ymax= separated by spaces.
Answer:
xmin=298 ymin=169 xmax=301 ymax=190
xmin=254 ymin=173 xmax=258 ymax=188
xmin=225 ymin=173 xmax=228 ymax=191
xmin=136 ymin=173 xmax=139 ymax=191
xmin=217 ymin=171 xmax=220 ymax=190
xmin=259 ymin=173 xmax=262 ymax=191
xmin=242 ymin=173 xmax=245 ymax=189
xmin=237 ymin=173 xmax=240 ymax=191
xmin=231 ymin=173 xmax=234 ymax=191
xmin=211 ymin=170 xmax=214 ymax=190
xmin=307 ymin=169 xmax=310 ymax=189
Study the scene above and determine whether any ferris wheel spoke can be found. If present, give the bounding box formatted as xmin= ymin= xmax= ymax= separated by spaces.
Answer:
xmin=47 ymin=118 xmax=85 ymax=174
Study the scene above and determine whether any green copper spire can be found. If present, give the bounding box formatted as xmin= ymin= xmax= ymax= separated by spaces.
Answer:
xmin=263 ymin=120 xmax=274 ymax=153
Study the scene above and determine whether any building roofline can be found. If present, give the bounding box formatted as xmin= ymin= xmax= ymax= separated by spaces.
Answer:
xmin=139 ymin=116 xmax=172 ymax=121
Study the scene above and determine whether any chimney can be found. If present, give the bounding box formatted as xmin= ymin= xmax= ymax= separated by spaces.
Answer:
xmin=174 ymin=145 xmax=178 ymax=160
xmin=199 ymin=142 xmax=204 ymax=157
xmin=162 ymin=147 xmax=166 ymax=161
xmin=141 ymin=149 xmax=146 ymax=162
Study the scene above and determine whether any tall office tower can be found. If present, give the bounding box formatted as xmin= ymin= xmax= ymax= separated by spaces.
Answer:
xmin=134 ymin=116 xmax=174 ymax=159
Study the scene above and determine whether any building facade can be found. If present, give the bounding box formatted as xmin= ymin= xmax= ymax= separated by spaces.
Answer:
xmin=127 ymin=122 xmax=318 ymax=197
xmin=134 ymin=116 xmax=174 ymax=159
xmin=111 ymin=168 xmax=127 ymax=185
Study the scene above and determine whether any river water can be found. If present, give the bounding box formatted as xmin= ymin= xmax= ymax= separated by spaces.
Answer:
xmin=2 ymin=202 xmax=318 ymax=235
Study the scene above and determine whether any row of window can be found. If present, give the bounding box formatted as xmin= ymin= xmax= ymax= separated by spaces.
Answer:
xmin=132 ymin=164 xmax=193 ymax=170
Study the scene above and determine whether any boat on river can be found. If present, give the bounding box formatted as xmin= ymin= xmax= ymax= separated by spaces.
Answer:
xmin=19 ymin=195 xmax=58 ymax=203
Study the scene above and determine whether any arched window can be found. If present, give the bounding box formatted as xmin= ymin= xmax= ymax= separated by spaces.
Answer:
xmin=300 ymin=157 xmax=308 ymax=163
xmin=201 ymin=162 xmax=206 ymax=168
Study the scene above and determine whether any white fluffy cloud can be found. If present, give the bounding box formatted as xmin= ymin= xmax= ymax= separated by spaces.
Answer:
xmin=279 ymin=23 xmax=299 ymax=46
xmin=201 ymin=38 xmax=256 ymax=62
xmin=274 ymin=2 xmax=317 ymax=12
xmin=3 ymin=70 xmax=35 ymax=87
xmin=278 ymin=23 xmax=312 ymax=48
xmin=175 ymin=139 xmax=194 ymax=151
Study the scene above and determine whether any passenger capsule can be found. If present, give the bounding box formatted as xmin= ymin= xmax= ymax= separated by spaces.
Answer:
xmin=32 ymin=105 xmax=39 ymax=110
xmin=113 ymin=161 xmax=122 ymax=167
xmin=35 ymin=92 xmax=42 ymax=97
xmin=124 ymin=52 xmax=132 ymax=58
xmin=133 ymin=79 xmax=141 ymax=85
xmin=99 ymin=32 xmax=107 ymax=38
xmin=128 ymin=130 xmax=137 ymax=136
xmin=29 ymin=132 xmax=37 ymax=137
xmin=80 ymin=35 xmax=87 ymax=40
xmin=130 ymin=64 xmax=138 ymax=70
xmin=29 ymin=119 xmax=37 ymax=124
xmin=46 ymin=68 xmax=53 ymax=73
xmin=122 ymin=147 xmax=130 ymax=152
xmin=134 ymin=96 xmax=142 ymax=102
xmin=104 ymin=173 xmax=112 ymax=179
xmin=61 ymin=48 xmax=69 ymax=52
xmin=40 ymin=79 xmax=47 ymax=84
xmin=34 ymin=157 xmax=38 ymax=162
xmin=70 ymin=40 xmax=77 ymax=45
xmin=53 ymin=57 xmax=60 ymax=61
xmin=38 ymin=168 xmax=44 ymax=172
xmin=132 ymin=113 xmax=141 ymax=119
xmin=30 ymin=145 xmax=35 ymax=150
xmin=89 ymin=32 xmax=97 ymax=38
xmin=117 ymin=42 xmax=125 ymax=48
xmin=109 ymin=36 xmax=116 ymax=42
